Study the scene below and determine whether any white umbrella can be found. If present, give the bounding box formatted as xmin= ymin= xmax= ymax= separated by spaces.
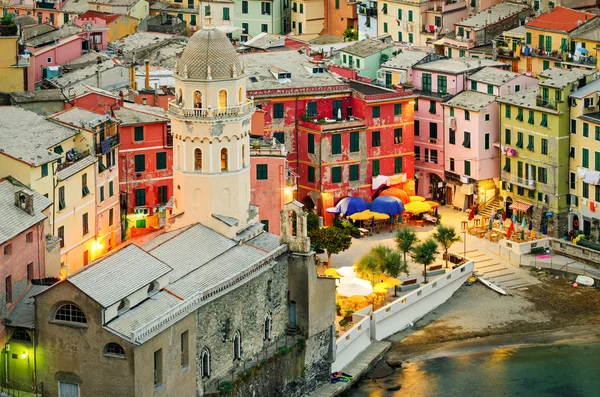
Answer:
xmin=337 ymin=266 xmax=356 ymax=278
xmin=337 ymin=107 xmax=342 ymax=121
xmin=337 ymin=282 xmax=373 ymax=297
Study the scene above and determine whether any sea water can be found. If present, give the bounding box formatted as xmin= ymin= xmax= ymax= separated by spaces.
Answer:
xmin=345 ymin=343 xmax=600 ymax=397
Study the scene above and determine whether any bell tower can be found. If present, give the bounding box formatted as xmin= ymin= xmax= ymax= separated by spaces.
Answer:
xmin=168 ymin=25 xmax=257 ymax=237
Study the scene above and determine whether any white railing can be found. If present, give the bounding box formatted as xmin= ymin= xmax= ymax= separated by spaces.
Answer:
xmin=168 ymin=99 xmax=255 ymax=120
xmin=332 ymin=306 xmax=372 ymax=372
xmin=371 ymin=260 xmax=474 ymax=340
xmin=130 ymin=244 xmax=288 ymax=342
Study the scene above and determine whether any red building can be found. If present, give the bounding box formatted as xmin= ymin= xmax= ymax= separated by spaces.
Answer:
xmin=64 ymin=85 xmax=173 ymax=235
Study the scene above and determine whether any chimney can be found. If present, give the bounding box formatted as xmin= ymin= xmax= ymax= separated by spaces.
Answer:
xmin=145 ymin=60 xmax=150 ymax=90
xmin=129 ymin=64 xmax=137 ymax=91
xmin=119 ymin=89 xmax=124 ymax=106
xmin=14 ymin=190 xmax=34 ymax=216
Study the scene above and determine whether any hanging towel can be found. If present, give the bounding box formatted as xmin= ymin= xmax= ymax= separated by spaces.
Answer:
xmin=577 ymin=167 xmax=587 ymax=178
xmin=372 ymin=175 xmax=390 ymax=190
xmin=389 ymin=174 xmax=404 ymax=185
xmin=584 ymin=170 xmax=600 ymax=185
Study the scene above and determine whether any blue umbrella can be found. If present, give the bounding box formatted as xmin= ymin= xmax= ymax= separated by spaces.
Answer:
xmin=512 ymin=214 xmax=517 ymax=224
xmin=335 ymin=197 xmax=368 ymax=216
xmin=371 ymin=217 xmax=375 ymax=228
xmin=434 ymin=205 xmax=439 ymax=218
xmin=370 ymin=196 xmax=404 ymax=216
xmin=521 ymin=217 xmax=527 ymax=229
xmin=529 ymin=220 xmax=533 ymax=231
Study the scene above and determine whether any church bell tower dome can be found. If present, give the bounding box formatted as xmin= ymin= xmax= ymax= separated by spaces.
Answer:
xmin=176 ymin=28 xmax=243 ymax=81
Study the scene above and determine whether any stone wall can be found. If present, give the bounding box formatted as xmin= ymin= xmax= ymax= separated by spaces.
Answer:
xmin=196 ymin=256 xmax=290 ymax=394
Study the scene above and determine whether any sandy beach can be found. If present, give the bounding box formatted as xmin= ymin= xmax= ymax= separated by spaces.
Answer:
xmin=381 ymin=270 xmax=600 ymax=363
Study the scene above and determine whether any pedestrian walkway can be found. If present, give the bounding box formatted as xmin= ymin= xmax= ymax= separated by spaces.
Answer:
xmin=310 ymin=341 xmax=391 ymax=397
xmin=464 ymin=248 xmax=540 ymax=291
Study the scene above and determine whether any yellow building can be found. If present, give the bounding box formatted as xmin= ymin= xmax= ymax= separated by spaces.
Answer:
xmin=568 ymin=78 xmax=600 ymax=235
xmin=0 ymin=35 xmax=26 ymax=92
xmin=521 ymin=6 xmax=596 ymax=76
xmin=570 ymin=26 xmax=600 ymax=74
xmin=291 ymin=0 xmax=323 ymax=39
xmin=0 ymin=107 xmax=98 ymax=273
xmin=91 ymin=0 xmax=149 ymax=21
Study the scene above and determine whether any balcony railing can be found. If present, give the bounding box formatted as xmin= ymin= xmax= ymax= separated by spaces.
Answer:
xmin=358 ymin=6 xmax=377 ymax=17
xmin=286 ymin=168 xmax=298 ymax=188
xmin=298 ymin=118 xmax=366 ymax=132
xmin=536 ymin=96 xmax=558 ymax=110
xmin=502 ymin=171 xmax=536 ymax=189
xmin=56 ymin=150 xmax=92 ymax=172
xmin=529 ymin=47 xmax=563 ymax=60
xmin=95 ymin=133 xmax=120 ymax=155
xmin=250 ymin=137 xmax=286 ymax=156
xmin=168 ymin=100 xmax=255 ymax=120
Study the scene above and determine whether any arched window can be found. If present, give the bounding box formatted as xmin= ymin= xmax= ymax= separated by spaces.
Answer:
xmin=55 ymin=303 xmax=87 ymax=324
xmin=194 ymin=148 xmax=203 ymax=171
xmin=178 ymin=88 xmax=183 ymax=105
xmin=201 ymin=348 xmax=211 ymax=378
xmin=104 ymin=343 xmax=125 ymax=358
xmin=289 ymin=211 xmax=297 ymax=237
xmin=177 ymin=145 xmax=182 ymax=169
xmin=10 ymin=329 xmax=32 ymax=343
xmin=238 ymin=87 xmax=243 ymax=103
xmin=263 ymin=315 xmax=272 ymax=341
xmin=241 ymin=144 xmax=246 ymax=167
xmin=232 ymin=330 xmax=241 ymax=361
xmin=218 ymin=90 xmax=227 ymax=109
xmin=194 ymin=90 xmax=203 ymax=109
xmin=220 ymin=148 xmax=228 ymax=171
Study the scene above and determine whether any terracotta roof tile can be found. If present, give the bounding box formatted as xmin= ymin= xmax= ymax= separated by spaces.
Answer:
xmin=525 ymin=6 xmax=596 ymax=32
xmin=78 ymin=11 xmax=122 ymax=24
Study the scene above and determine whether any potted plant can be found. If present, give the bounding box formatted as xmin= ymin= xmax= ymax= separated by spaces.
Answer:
xmin=343 ymin=308 xmax=354 ymax=322
xmin=336 ymin=302 xmax=342 ymax=316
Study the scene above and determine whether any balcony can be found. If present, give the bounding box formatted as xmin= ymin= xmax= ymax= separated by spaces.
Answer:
xmin=298 ymin=117 xmax=366 ymax=132
xmin=536 ymin=96 xmax=558 ymax=110
xmin=495 ymin=48 xmax=518 ymax=59
xmin=286 ymin=168 xmax=298 ymax=189
xmin=35 ymin=0 xmax=56 ymax=9
xmin=426 ymin=0 xmax=466 ymax=13
xmin=168 ymin=99 xmax=255 ymax=120
xmin=357 ymin=6 xmax=377 ymax=17
xmin=528 ymin=47 xmax=563 ymax=61
xmin=501 ymin=171 xmax=536 ymax=190
xmin=250 ymin=137 xmax=286 ymax=157
xmin=95 ymin=133 xmax=120 ymax=155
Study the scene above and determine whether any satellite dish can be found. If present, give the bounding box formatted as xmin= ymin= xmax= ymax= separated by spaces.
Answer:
xmin=133 ymin=90 xmax=139 ymax=97
xmin=577 ymin=20 xmax=582 ymax=27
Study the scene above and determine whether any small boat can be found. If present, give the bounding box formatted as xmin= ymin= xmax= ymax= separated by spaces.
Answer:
xmin=575 ymin=275 xmax=595 ymax=287
xmin=477 ymin=276 xmax=507 ymax=295
xmin=465 ymin=275 xmax=478 ymax=286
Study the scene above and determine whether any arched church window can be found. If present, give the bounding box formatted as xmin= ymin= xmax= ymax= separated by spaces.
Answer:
xmin=194 ymin=91 xmax=203 ymax=109
xmin=232 ymin=331 xmax=242 ymax=361
xmin=195 ymin=148 xmax=203 ymax=171
xmin=238 ymin=87 xmax=243 ymax=103
xmin=241 ymin=144 xmax=246 ymax=167
xmin=201 ymin=348 xmax=211 ymax=378
xmin=264 ymin=314 xmax=272 ymax=341
xmin=219 ymin=90 xmax=227 ymax=109
xmin=221 ymin=148 xmax=228 ymax=171
xmin=178 ymin=88 xmax=183 ymax=105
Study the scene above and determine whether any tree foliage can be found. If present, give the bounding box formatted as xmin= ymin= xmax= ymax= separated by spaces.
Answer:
xmin=395 ymin=226 xmax=418 ymax=264
xmin=355 ymin=245 xmax=408 ymax=288
xmin=432 ymin=224 xmax=462 ymax=268
xmin=309 ymin=227 xmax=352 ymax=268
xmin=412 ymin=239 xmax=440 ymax=283
xmin=306 ymin=211 xmax=320 ymax=233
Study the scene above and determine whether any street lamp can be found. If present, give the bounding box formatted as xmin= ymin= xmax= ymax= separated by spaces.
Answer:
xmin=462 ymin=230 xmax=467 ymax=259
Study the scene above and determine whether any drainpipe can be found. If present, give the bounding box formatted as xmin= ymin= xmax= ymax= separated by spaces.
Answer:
xmin=32 ymin=330 xmax=37 ymax=393
xmin=295 ymin=95 xmax=300 ymax=201
xmin=145 ymin=60 xmax=150 ymax=91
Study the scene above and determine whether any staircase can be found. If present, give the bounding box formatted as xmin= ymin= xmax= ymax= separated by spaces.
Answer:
xmin=479 ymin=196 xmax=503 ymax=218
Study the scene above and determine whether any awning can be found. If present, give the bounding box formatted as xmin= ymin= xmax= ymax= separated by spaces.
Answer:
xmin=509 ymin=201 xmax=532 ymax=212
xmin=460 ymin=183 xmax=474 ymax=195
xmin=452 ymin=190 xmax=468 ymax=211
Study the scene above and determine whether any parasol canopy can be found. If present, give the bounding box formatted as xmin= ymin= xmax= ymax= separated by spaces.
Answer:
xmin=334 ymin=196 xmax=368 ymax=215
xmin=324 ymin=268 xmax=342 ymax=278
xmin=374 ymin=282 xmax=393 ymax=290
xmin=425 ymin=201 xmax=440 ymax=208
xmin=380 ymin=187 xmax=410 ymax=204
xmin=337 ymin=281 xmax=373 ymax=297
xmin=370 ymin=196 xmax=405 ymax=215
xmin=348 ymin=295 xmax=368 ymax=306
xmin=384 ymin=277 xmax=402 ymax=286
xmin=404 ymin=201 xmax=432 ymax=214
xmin=337 ymin=266 xmax=357 ymax=278
xmin=349 ymin=210 xmax=390 ymax=221
xmin=409 ymin=195 xmax=426 ymax=202
xmin=373 ymin=286 xmax=389 ymax=294
xmin=325 ymin=207 xmax=341 ymax=214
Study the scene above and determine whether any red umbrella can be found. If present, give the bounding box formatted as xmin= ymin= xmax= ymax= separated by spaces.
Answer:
xmin=468 ymin=209 xmax=475 ymax=221
xmin=502 ymin=211 xmax=507 ymax=221
xmin=380 ymin=188 xmax=410 ymax=204
xmin=506 ymin=221 xmax=514 ymax=238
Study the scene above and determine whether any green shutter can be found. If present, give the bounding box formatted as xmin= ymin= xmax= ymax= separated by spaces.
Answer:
xmin=395 ymin=157 xmax=402 ymax=173
xmin=596 ymin=152 xmax=600 ymax=171
xmin=384 ymin=22 xmax=388 ymax=33
xmin=526 ymin=32 xmax=532 ymax=45
xmin=398 ymin=9 xmax=402 ymax=20
xmin=394 ymin=103 xmax=402 ymax=115
xmin=109 ymin=181 xmax=114 ymax=197
xmin=583 ymin=148 xmax=589 ymax=167
xmin=408 ymin=10 xmax=413 ymax=22
xmin=335 ymin=0 xmax=339 ymax=9
xmin=134 ymin=126 xmax=144 ymax=142
xmin=505 ymin=105 xmax=511 ymax=118
xmin=308 ymin=133 xmax=315 ymax=153
xmin=471 ymin=81 xmax=477 ymax=90
xmin=331 ymin=166 xmax=341 ymax=183
xmin=372 ymin=106 xmax=380 ymax=118
xmin=273 ymin=103 xmax=284 ymax=119
xmin=135 ymin=188 xmax=146 ymax=207
xmin=584 ymin=123 xmax=589 ymax=137
xmin=261 ymin=220 xmax=269 ymax=232
xmin=308 ymin=166 xmax=315 ymax=182
xmin=349 ymin=164 xmax=359 ymax=181
xmin=487 ymin=84 xmax=493 ymax=94
xmin=372 ymin=160 xmax=380 ymax=176
xmin=307 ymin=102 xmax=317 ymax=116
xmin=485 ymin=134 xmax=490 ymax=150
xmin=223 ymin=7 xmax=230 ymax=20
xmin=464 ymin=161 xmax=471 ymax=176
xmin=256 ymin=164 xmax=268 ymax=180
xmin=350 ymin=131 xmax=359 ymax=152
xmin=100 ymin=186 xmax=104 ymax=202
xmin=274 ymin=132 xmax=285 ymax=144
xmin=332 ymin=134 xmax=342 ymax=154
xmin=545 ymin=35 xmax=552 ymax=51
xmin=156 ymin=152 xmax=167 ymax=170
xmin=134 ymin=154 xmax=145 ymax=172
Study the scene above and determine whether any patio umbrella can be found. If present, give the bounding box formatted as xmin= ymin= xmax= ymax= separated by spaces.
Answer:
xmin=512 ymin=214 xmax=517 ymax=224
xmin=324 ymin=268 xmax=342 ymax=278
xmin=506 ymin=221 xmax=514 ymax=238
xmin=335 ymin=197 xmax=368 ymax=216
xmin=384 ymin=277 xmax=402 ymax=286
xmin=491 ymin=208 xmax=496 ymax=220
xmin=521 ymin=229 xmax=525 ymax=241
xmin=468 ymin=208 xmax=475 ymax=220
xmin=434 ymin=205 xmax=439 ymax=218
xmin=374 ymin=282 xmax=393 ymax=290
xmin=349 ymin=210 xmax=389 ymax=221
xmin=531 ymin=228 xmax=536 ymax=238
xmin=380 ymin=187 xmax=410 ymax=204
xmin=337 ymin=281 xmax=373 ymax=297
xmin=325 ymin=207 xmax=342 ymax=214
xmin=409 ymin=195 xmax=426 ymax=202
xmin=370 ymin=196 xmax=405 ymax=216
xmin=521 ymin=217 xmax=527 ymax=229
xmin=373 ymin=285 xmax=389 ymax=294
xmin=404 ymin=201 xmax=432 ymax=214
xmin=337 ymin=266 xmax=356 ymax=278
xmin=488 ymin=217 xmax=493 ymax=230
xmin=529 ymin=220 xmax=533 ymax=231
xmin=499 ymin=217 xmax=504 ymax=230
xmin=425 ymin=201 xmax=440 ymax=208
xmin=348 ymin=295 xmax=368 ymax=309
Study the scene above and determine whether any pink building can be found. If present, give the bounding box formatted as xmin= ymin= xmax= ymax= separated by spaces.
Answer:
xmin=410 ymin=57 xmax=505 ymax=202
xmin=441 ymin=67 xmax=537 ymax=209
xmin=250 ymin=138 xmax=296 ymax=235
xmin=72 ymin=14 xmax=109 ymax=51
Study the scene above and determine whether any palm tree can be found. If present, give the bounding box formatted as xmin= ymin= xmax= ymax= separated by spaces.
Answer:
xmin=412 ymin=239 xmax=439 ymax=283
xmin=395 ymin=226 xmax=418 ymax=265
xmin=355 ymin=249 xmax=382 ymax=283
xmin=432 ymin=225 xmax=462 ymax=268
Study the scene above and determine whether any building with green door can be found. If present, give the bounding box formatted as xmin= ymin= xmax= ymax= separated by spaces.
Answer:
xmin=234 ymin=0 xmax=291 ymax=41
xmin=497 ymin=68 xmax=595 ymax=237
